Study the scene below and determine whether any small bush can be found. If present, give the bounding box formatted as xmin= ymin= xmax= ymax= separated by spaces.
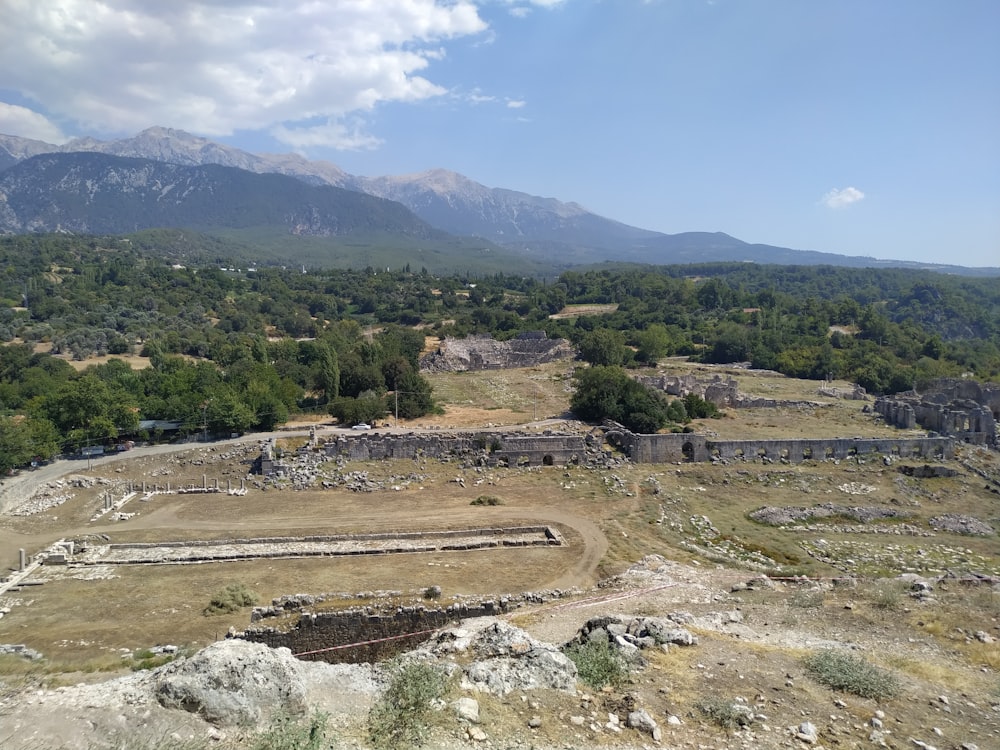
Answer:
xmin=866 ymin=581 xmax=904 ymax=612
xmin=789 ymin=589 xmax=825 ymax=608
xmin=422 ymin=585 xmax=442 ymax=600
xmin=368 ymin=660 xmax=448 ymax=749
xmin=204 ymin=583 xmax=259 ymax=616
xmin=803 ymin=649 xmax=900 ymax=700
xmin=470 ymin=495 xmax=501 ymax=506
xmin=248 ymin=712 xmax=328 ymax=750
xmin=563 ymin=639 xmax=630 ymax=690
xmin=695 ymin=696 xmax=753 ymax=729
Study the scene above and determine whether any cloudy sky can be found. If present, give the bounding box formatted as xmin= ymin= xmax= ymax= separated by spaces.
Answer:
xmin=1 ymin=0 xmax=997 ymax=267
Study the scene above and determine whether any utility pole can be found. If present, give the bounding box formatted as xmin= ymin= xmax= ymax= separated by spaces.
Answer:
xmin=393 ymin=391 xmax=416 ymax=429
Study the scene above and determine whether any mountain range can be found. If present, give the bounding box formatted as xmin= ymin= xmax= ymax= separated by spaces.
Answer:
xmin=1 ymin=127 xmax=995 ymax=276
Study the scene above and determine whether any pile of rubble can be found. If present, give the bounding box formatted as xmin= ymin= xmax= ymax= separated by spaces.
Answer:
xmin=10 ymin=475 xmax=111 ymax=516
xmin=749 ymin=503 xmax=914 ymax=526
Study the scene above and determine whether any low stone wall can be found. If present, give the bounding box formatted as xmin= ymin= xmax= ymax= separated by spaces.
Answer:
xmin=73 ymin=527 xmax=561 ymax=565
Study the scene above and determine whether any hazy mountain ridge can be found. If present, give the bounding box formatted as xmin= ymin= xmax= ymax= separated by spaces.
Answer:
xmin=0 ymin=128 xmax=996 ymax=275
xmin=0 ymin=151 xmax=435 ymax=238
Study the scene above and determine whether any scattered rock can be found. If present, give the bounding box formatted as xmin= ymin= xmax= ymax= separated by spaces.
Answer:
xmin=454 ymin=696 xmax=480 ymax=724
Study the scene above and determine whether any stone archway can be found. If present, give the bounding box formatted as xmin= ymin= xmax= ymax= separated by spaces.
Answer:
xmin=682 ymin=442 xmax=695 ymax=462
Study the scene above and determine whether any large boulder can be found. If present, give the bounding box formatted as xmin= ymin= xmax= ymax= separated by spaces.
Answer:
xmin=419 ymin=618 xmax=578 ymax=696
xmin=155 ymin=639 xmax=308 ymax=726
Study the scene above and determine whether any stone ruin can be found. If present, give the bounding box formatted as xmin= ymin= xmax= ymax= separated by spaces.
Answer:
xmin=420 ymin=332 xmax=575 ymax=372
xmin=253 ymin=428 xmax=621 ymax=479
xmin=635 ymin=372 xmax=834 ymax=409
xmin=236 ymin=586 xmax=581 ymax=665
xmin=603 ymin=423 xmax=954 ymax=465
xmin=874 ymin=378 xmax=1000 ymax=448
xmin=322 ymin=429 xmax=602 ymax=468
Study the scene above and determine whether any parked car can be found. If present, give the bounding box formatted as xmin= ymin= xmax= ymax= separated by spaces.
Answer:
xmin=351 ymin=423 xmax=372 ymax=431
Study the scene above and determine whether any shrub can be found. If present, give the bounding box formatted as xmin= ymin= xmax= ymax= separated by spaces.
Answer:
xmin=563 ymin=639 xmax=630 ymax=690
xmin=368 ymin=660 xmax=448 ymax=749
xmin=695 ymin=696 xmax=753 ymax=729
xmin=789 ymin=589 xmax=825 ymax=609
xmin=470 ymin=495 xmax=501 ymax=506
xmin=204 ymin=583 xmax=259 ymax=616
xmin=866 ymin=581 xmax=904 ymax=612
xmin=422 ymin=585 xmax=442 ymax=600
xmin=803 ymin=649 xmax=900 ymax=700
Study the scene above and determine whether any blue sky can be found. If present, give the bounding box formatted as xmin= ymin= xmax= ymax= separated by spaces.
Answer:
xmin=1 ymin=1 xmax=997 ymax=267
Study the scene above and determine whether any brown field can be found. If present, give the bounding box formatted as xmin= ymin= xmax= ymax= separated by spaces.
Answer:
xmin=548 ymin=303 xmax=619 ymax=319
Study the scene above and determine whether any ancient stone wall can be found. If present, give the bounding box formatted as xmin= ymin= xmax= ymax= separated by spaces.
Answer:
xmin=606 ymin=429 xmax=954 ymax=464
xmin=322 ymin=431 xmax=593 ymax=468
xmin=238 ymin=601 xmax=512 ymax=663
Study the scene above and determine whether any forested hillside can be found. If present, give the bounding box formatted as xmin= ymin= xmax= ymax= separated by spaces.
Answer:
xmin=1 ymin=235 xmax=998 ymax=472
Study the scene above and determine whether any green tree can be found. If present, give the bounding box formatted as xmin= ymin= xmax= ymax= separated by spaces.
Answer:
xmin=329 ymin=392 xmax=387 ymax=426
xmin=392 ymin=370 xmax=435 ymax=420
xmin=578 ymin=328 xmax=630 ymax=367
xmin=635 ymin=323 xmax=671 ymax=364
xmin=570 ymin=366 xmax=669 ymax=433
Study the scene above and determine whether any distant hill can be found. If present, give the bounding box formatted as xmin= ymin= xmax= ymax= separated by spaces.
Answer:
xmin=0 ymin=152 xmax=433 ymax=237
xmin=1 ymin=129 xmax=997 ymax=276
xmin=0 ymin=151 xmax=557 ymax=275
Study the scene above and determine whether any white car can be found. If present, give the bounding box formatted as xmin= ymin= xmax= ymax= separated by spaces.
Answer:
xmin=351 ymin=423 xmax=372 ymax=431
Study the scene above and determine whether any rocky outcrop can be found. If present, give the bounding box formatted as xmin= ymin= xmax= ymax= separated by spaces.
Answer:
xmin=417 ymin=619 xmax=578 ymax=695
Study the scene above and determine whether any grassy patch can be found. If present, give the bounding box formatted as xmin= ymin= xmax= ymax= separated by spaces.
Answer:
xmin=864 ymin=580 xmax=906 ymax=612
xmin=130 ymin=648 xmax=179 ymax=672
xmin=789 ymin=588 xmax=826 ymax=608
xmin=803 ymin=650 xmax=899 ymax=700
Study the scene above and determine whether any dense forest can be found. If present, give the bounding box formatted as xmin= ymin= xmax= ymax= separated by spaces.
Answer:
xmin=1 ymin=234 xmax=998 ymax=472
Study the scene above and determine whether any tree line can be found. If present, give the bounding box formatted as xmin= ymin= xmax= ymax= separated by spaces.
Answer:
xmin=1 ymin=234 xmax=998 ymax=472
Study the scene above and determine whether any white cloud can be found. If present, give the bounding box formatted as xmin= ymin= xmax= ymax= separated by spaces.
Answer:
xmin=271 ymin=118 xmax=383 ymax=152
xmin=503 ymin=0 xmax=566 ymax=17
xmin=506 ymin=99 xmax=526 ymax=108
xmin=467 ymin=89 xmax=498 ymax=104
xmin=821 ymin=186 xmax=865 ymax=209
xmin=0 ymin=0 xmax=487 ymax=150
xmin=0 ymin=103 xmax=68 ymax=143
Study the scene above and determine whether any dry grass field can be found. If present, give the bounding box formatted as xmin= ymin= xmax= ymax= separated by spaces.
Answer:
xmin=2 ymin=358 xmax=999 ymax=748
